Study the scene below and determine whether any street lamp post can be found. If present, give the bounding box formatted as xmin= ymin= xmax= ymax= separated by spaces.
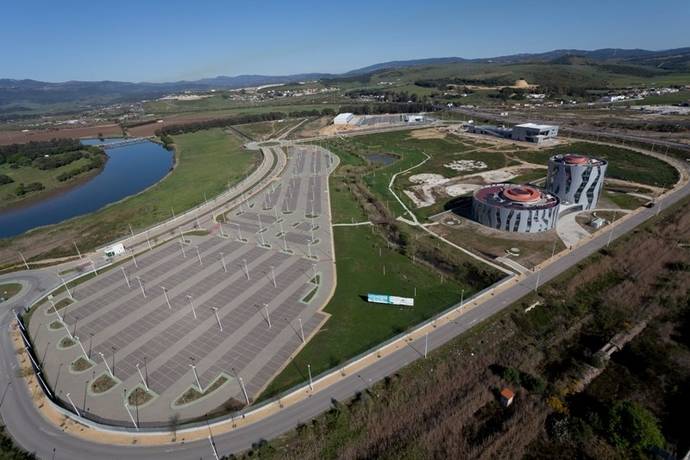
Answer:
xmin=136 ymin=277 xmax=146 ymax=298
xmin=220 ymin=253 xmax=227 ymax=272
xmin=211 ymin=307 xmax=223 ymax=332
xmin=187 ymin=295 xmax=197 ymax=319
xmin=263 ymin=304 xmax=271 ymax=329
xmin=121 ymin=267 xmax=131 ymax=288
xmin=190 ymin=364 xmax=203 ymax=392
xmin=66 ymin=392 xmax=80 ymax=417
xmin=99 ymin=352 xmax=113 ymax=378
xmin=136 ymin=363 xmax=149 ymax=392
xmin=162 ymin=286 xmax=172 ymax=310
xmin=58 ymin=275 xmax=73 ymax=300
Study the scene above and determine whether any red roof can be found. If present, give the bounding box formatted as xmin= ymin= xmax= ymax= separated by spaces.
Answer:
xmin=500 ymin=388 xmax=515 ymax=399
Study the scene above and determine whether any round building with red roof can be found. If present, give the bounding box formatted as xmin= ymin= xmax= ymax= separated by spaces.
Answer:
xmin=472 ymin=183 xmax=560 ymax=233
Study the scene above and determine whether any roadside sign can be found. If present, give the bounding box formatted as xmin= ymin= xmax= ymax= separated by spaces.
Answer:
xmin=367 ymin=293 xmax=414 ymax=307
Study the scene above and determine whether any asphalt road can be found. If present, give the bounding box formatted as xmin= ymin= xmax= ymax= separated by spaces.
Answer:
xmin=2 ymin=149 xmax=689 ymax=459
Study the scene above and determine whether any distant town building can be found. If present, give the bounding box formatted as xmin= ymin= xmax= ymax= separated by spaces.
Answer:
xmin=405 ymin=114 xmax=425 ymax=123
xmin=333 ymin=113 xmax=354 ymax=125
xmin=546 ymin=154 xmax=608 ymax=210
xmin=511 ymin=123 xmax=559 ymax=144
xmin=500 ymin=388 xmax=515 ymax=407
xmin=472 ymin=184 xmax=560 ymax=233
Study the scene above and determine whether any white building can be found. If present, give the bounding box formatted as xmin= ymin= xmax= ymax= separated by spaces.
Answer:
xmin=405 ymin=114 xmax=424 ymax=123
xmin=511 ymin=123 xmax=559 ymax=144
xmin=333 ymin=113 xmax=354 ymax=125
xmin=546 ymin=154 xmax=608 ymax=210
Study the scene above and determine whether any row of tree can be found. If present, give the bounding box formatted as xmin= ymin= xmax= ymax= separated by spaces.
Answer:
xmin=0 ymin=138 xmax=82 ymax=166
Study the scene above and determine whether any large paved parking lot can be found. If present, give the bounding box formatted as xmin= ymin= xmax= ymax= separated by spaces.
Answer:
xmin=27 ymin=145 xmax=337 ymax=426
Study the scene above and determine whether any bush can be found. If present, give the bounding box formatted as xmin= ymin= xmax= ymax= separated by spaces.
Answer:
xmin=15 ymin=182 xmax=45 ymax=196
xmin=607 ymin=400 xmax=665 ymax=452
xmin=0 ymin=174 xmax=13 ymax=185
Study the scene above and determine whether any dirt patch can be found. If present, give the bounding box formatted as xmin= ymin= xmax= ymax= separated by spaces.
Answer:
xmin=409 ymin=127 xmax=447 ymax=140
xmin=0 ymin=124 xmax=123 ymax=145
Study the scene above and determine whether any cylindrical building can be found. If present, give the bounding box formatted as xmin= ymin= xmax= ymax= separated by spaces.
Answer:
xmin=472 ymin=184 xmax=560 ymax=233
xmin=545 ymin=154 xmax=607 ymax=210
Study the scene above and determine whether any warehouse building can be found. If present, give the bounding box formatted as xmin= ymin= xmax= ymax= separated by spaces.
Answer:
xmin=546 ymin=154 xmax=608 ymax=210
xmin=333 ymin=112 xmax=354 ymax=125
xmin=472 ymin=184 xmax=560 ymax=233
xmin=511 ymin=123 xmax=559 ymax=144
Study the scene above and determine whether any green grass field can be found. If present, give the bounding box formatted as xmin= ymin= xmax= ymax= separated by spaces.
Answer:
xmin=0 ymin=155 xmax=100 ymax=209
xmin=260 ymin=225 xmax=471 ymax=399
xmin=516 ymin=142 xmax=679 ymax=188
xmin=232 ymin=118 xmax=304 ymax=141
xmin=631 ymin=90 xmax=690 ymax=106
xmin=0 ymin=129 xmax=258 ymax=262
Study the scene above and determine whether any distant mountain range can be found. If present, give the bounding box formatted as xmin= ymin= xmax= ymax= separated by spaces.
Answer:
xmin=1 ymin=47 xmax=689 ymax=114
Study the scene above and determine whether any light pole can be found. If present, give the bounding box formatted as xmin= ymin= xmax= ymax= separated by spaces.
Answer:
xmin=66 ymin=392 xmax=80 ymax=417
xmin=130 ymin=249 xmax=138 ymax=268
xmin=211 ymin=307 xmax=223 ymax=332
xmin=121 ymin=267 xmax=131 ymax=288
xmin=263 ymin=304 xmax=271 ymax=329
xmin=534 ymin=271 xmax=541 ymax=293
xmin=179 ymin=240 xmax=186 ymax=258
xmin=99 ymin=352 xmax=113 ymax=378
xmin=238 ymin=375 xmax=250 ymax=405
xmin=307 ymin=364 xmax=313 ymax=391
xmin=136 ymin=277 xmax=146 ymax=298
xmin=460 ymin=289 xmax=465 ymax=308
xmin=195 ymin=246 xmax=202 ymax=266
xmin=220 ymin=253 xmax=227 ymax=272
xmin=124 ymin=398 xmax=138 ymax=430
xmin=146 ymin=230 xmax=152 ymax=250
xmin=298 ymin=317 xmax=305 ymax=343
xmin=607 ymin=211 xmax=617 ymax=247
xmin=242 ymin=259 xmax=250 ymax=280
xmin=190 ymin=364 xmax=203 ymax=392
xmin=162 ymin=287 xmax=172 ymax=310
xmin=89 ymin=259 xmax=98 ymax=276
xmin=424 ymin=332 xmax=429 ymax=358
xmin=208 ymin=435 xmax=219 ymax=460
xmin=270 ymin=265 xmax=277 ymax=287
xmin=74 ymin=336 xmax=88 ymax=360
xmin=58 ymin=275 xmax=73 ymax=300
xmin=136 ymin=363 xmax=149 ymax=392
xmin=187 ymin=295 xmax=197 ymax=319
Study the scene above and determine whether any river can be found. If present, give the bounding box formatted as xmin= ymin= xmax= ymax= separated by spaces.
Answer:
xmin=0 ymin=138 xmax=173 ymax=238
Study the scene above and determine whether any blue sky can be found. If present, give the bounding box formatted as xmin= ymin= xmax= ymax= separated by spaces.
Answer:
xmin=2 ymin=0 xmax=688 ymax=82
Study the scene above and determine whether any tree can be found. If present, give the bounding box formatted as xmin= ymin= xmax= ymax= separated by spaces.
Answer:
xmin=607 ymin=400 xmax=665 ymax=452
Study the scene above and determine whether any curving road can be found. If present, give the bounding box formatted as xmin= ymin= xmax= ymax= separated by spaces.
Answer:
xmin=1 ymin=144 xmax=689 ymax=459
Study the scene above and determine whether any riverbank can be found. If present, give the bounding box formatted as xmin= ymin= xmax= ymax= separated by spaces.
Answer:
xmin=0 ymin=128 xmax=257 ymax=266
xmin=0 ymin=150 xmax=108 ymax=212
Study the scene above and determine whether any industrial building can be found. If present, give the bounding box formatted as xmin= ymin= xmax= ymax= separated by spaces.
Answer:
xmin=546 ymin=154 xmax=608 ymax=210
xmin=333 ymin=112 xmax=354 ymax=125
xmin=472 ymin=184 xmax=560 ymax=233
xmin=465 ymin=122 xmax=559 ymax=144
xmin=511 ymin=123 xmax=559 ymax=143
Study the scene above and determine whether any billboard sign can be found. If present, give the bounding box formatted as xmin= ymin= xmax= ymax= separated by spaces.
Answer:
xmin=367 ymin=293 xmax=414 ymax=307
xmin=103 ymin=243 xmax=125 ymax=258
